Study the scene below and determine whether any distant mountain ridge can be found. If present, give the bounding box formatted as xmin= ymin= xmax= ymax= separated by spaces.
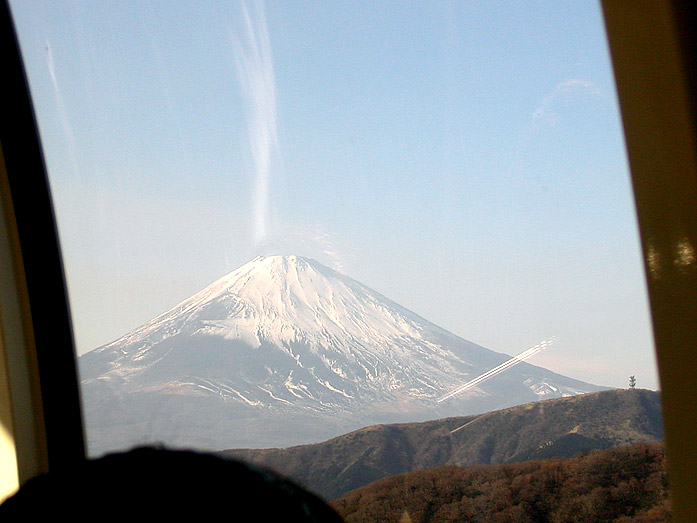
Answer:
xmin=79 ymin=255 xmax=606 ymax=456
xmin=224 ymin=389 xmax=663 ymax=500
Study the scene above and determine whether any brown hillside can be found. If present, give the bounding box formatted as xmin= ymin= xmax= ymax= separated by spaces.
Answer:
xmin=222 ymin=388 xmax=663 ymax=501
xmin=331 ymin=443 xmax=670 ymax=523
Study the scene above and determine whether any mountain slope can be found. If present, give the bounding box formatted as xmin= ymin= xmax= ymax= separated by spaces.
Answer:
xmin=331 ymin=442 xmax=670 ymax=523
xmin=224 ymin=389 xmax=663 ymax=500
xmin=79 ymin=255 xmax=605 ymax=455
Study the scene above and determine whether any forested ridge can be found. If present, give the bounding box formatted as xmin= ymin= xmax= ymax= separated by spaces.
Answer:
xmin=331 ymin=443 xmax=670 ymax=523
xmin=225 ymin=389 xmax=663 ymax=500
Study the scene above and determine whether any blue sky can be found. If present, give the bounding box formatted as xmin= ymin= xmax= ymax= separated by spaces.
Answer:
xmin=10 ymin=1 xmax=657 ymax=389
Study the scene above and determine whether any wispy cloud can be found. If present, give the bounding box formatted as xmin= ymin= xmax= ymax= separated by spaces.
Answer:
xmin=256 ymin=223 xmax=350 ymax=274
xmin=530 ymin=78 xmax=602 ymax=131
xmin=512 ymin=78 xmax=603 ymax=169
xmin=231 ymin=1 xmax=279 ymax=247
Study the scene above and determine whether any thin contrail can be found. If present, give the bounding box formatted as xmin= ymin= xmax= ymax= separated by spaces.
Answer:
xmin=437 ymin=338 xmax=555 ymax=403
xmin=45 ymin=40 xmax=79 ymax=177
xmin=449 ymin=414 xmax=489 ymax=434
xmin=232 ymin=0 xmax=279 ymax=246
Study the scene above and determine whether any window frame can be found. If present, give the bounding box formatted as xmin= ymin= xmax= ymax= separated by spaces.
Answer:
xmin=602 ymin=1 xmax=697 ymax=521
xmin=0 ymin=1 xmax=696 ymax=520
xmin=0 ymin=0 xmax=85 ymax=491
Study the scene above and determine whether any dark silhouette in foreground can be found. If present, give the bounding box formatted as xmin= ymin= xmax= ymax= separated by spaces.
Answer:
xmin=0 ymin=446 xmax=344 ymax=521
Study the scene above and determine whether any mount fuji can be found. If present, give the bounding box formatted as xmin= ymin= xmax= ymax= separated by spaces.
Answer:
xmin=79 ymin=255 xmax=606 ymax=456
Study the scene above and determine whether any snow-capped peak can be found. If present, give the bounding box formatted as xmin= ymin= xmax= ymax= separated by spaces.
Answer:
xmin=79 ymin=255 xmax=605 ymax=454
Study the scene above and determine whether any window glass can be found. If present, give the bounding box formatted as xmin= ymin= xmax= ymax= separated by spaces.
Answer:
xmin=9 ymin=0 xmax=662 ymax=512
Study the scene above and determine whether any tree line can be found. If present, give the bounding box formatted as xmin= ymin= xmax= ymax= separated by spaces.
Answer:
xmin=331 ymin=443 xmax=670 ymax=523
